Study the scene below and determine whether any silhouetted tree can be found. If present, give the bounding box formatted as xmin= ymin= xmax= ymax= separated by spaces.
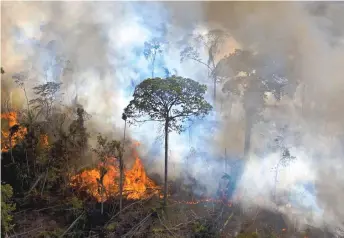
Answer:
xmin=180 ymin=29 xmax=229 ymax=101
xmin=124 ymin=75 xmax=212 ymax=207
xmin=143 ymin=38 xmax=166 ymax=78
xmin=216 ymin=49 xmax=291 ymax=159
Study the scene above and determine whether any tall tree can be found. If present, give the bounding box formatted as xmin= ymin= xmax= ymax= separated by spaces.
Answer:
xmin=180 ymin=29 xmax=229 ymax=101
xmin=30 ymin=82 xmax=62 ymax=120
xmin=124 ymin=76 xmax=212 ymax=207
xmin=216 ymin=49 xmax=290 ymax=159
xmin=143 ymin=38 xmax=166 ymax=78
xmin=67 ymin=106 xmax=90 ymax=171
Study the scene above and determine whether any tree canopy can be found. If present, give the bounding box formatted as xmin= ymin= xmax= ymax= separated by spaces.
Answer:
xmin=124 ymin=76 xmax=213 ymax=133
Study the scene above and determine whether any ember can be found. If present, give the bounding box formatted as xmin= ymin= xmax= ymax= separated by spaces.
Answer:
xmin=70 ymin=144 xmax=159 ymax=202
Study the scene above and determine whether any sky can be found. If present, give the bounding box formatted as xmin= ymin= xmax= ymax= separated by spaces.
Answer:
xmin=2 ymin=1 xmax=344 ymax=235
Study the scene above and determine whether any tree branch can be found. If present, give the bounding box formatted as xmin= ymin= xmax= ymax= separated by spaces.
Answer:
xmin=188 ymin=57 xmax=212 ymax=71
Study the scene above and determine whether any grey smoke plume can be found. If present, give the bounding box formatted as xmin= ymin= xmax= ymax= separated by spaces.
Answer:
xmin=2 ymin=1 xmax=344 ymax=235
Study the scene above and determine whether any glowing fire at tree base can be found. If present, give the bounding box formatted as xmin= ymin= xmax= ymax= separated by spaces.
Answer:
xmin=70 ymin=156 xmax=160 ymax=202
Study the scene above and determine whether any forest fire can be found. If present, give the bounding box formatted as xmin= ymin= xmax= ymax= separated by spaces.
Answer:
xmin=70 ymin=145 xmax=160 ymax=202
xmin=1 ymin=111 xmax=27 ymax=152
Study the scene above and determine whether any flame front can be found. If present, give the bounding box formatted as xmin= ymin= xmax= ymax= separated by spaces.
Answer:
xmin=1 ymin=112 xmax=27 ymax=152
xmin=70 ymin=150 xmax=159 ymax=202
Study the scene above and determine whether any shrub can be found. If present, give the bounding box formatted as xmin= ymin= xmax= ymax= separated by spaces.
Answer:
xmin=1 ymin=183 xmax=16 ymax=234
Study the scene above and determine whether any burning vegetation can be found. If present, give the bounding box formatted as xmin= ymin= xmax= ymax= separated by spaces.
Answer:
xmin=70 ymin=145 xmax=159 ymax=202
xmin=1 ymin=112 xmax=27 ymax=153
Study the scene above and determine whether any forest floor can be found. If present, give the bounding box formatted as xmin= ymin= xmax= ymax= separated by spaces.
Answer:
xmin=7 ymin=192 xmax=334 ymax=238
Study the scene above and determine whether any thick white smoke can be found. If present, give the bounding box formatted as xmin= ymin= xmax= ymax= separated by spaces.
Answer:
xmin=2 ymin=1 xmax=344 ymax=235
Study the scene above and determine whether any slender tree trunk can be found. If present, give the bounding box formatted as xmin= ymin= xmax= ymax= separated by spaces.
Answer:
xmin=213 ymin=76 xmax=216 ymax=102
xmin=23 ymin=87 xmax=30 ymax=112
xmin=163 ymin=119 xmax=169 ymax=208
xmin=243 ymin=116 xmax=252 ymax=160
xmin=152 ymin=51 xmax=156 ymax=78
xmin=119 ymin=120 xmax=126 ymax=212
xmin=26 ymin=149 xmax=30 ymax=175
xmin=9 ymin=135 xmax=14 ymax=163
xmin=101 ymin=193 xmax=104 ymax=215
xmin=274 ymin=161 xmax=280 ymax=203
xmin=100 ymin=177 xmax=105 ymax=215
xmin=302 ymin=83 xmax=306 ymax=117
xmin=224 ymin=148 xmax=227 ymax=173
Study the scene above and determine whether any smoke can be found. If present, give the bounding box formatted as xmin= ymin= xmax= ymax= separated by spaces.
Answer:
xmin=204 ymin=1 xmax=344 ymax=235
xmin=2 ymin=1 xmax=344 ymax=235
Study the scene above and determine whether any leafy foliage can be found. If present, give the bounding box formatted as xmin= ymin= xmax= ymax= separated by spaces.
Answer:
xmin=180 ymin=29 xmax=229 ymax=100
xmin=93 ymin=134 xmax=122 ymax=161
xmin=143 ymin=37 xmax=167 ymax=77
xmin=143 ymin=38 xmax=165 ymax=60
xmin=237 ymin=232 xmax=259 ymax=238
xmin=181 ymin=29 xmax=229 ymax=68
xmin=192 ymin=219 xmax=219 ymax=238
xmin=124 ymin=76 xmax=212 ymax=133
xmin=218 ymin=49 xmax=292 ymax=103
xmin=29 ymin=82 xmax=63 ymax=119
xmin=1 ymin=183 xmax=16 ymax=234
xmin=93 ymin=135 xmax=122 ymax=211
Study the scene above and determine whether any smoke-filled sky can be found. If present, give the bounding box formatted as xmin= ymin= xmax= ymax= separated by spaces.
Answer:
xmin=2 ymin=1 xmax=344 ymax=235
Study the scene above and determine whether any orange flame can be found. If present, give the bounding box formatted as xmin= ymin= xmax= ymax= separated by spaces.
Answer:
xmin=39 ymin=134 xmax=49 ymax=149
xmin=1 ymin=112 xmax=27 ymax=152
xmin=70 ymin=145 xmax=159 ymax=202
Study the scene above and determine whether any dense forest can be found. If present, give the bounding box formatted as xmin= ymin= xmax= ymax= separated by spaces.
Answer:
xmin=2 ymin=2 xmax=344 ymax=238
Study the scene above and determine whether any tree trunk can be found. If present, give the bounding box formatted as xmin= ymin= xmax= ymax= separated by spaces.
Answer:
xmin=152 ymin=51 xmax=156 ymax=78
xmin=274 ymin=161 xmax=280 ymax=203
xmin=26 ymin=149 xmax=30 ymax=175
xmin=9 ymin=135 xmax=14 ymax=163
xmin=213 ymin=77 xmax=216 ymax=102
xmin=243 ymin=116 xmax=252 ymax=160
xmin=119 ymin=120 xmax=126 ymax=212
xmin=163 ymin=119 xmax=169 ymax=208
xmin=224 ymin=148 xmax=227 ymax=173
xmin=101 ymin=198 xmax=104 ymax=215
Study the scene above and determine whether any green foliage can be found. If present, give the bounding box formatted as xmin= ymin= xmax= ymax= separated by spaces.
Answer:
xmin=105 ymin=222 xmax=118 ymax=232
xmin=68 ymin=107 xmax=89 ymax=150
xmin=193 ymin=222 xmax=206 ymax=233
xmin=67 ymin=196 xmax=84 ymax=216
xmin=152 ymin=227 xmax=164 ymax=233
xmin=93 ymin=134 xmax=122 ymax=160
xmin=236 ymin=232 xmax=259 ymax=238
xmin=124 ymin=76 xmax=212 ymax=133
xmin=29 ymin=82 xmax=62 ymax=118
xmin=38 ymin=228 xmax=63 ymax=238
xmin=192 ymin=220 xmax=218 ymax=238
xmin=143 ymin=38 xmax=166 ymax=77
xmin=93 ymin=135 xmax=122 ymax=208
xmin=1 ymin=183 xmax=16 ymax=234
xmin=144 ymin=38 xmax=165 ymax=60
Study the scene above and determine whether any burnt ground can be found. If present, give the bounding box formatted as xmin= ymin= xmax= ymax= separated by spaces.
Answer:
xmin=6 ymin=172 xmax=338 ymax=238
xmin=9 ymin=191 xmax=338 ymax=238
